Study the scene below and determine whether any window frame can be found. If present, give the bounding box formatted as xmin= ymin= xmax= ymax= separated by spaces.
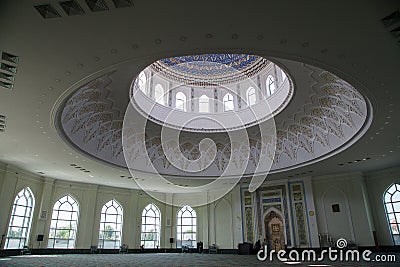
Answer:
xmin=138 ymin=71 xmax=147 ymax=93
xmin=266 ymin=75 xmax=275 ymax=96
xmin=175 ymin=92 xmax=187 ymax=111
xmin=384 ymin=183 xmax=400 ymax=246
xmin=223 ymin=93 xmax=234 ymax=112
xmin=98 ymin=199 xmax=123 ymax=249
xmin=154 ymin=84 xmax=165 ymax=105
xmin=141 ymin=203 xmax=161 ymax=248
xmin=4 ymin=187 xmax=35 ymax=249
xmin=246 ymin=87 xmax=256 ymax=106
xmin=47 ymin=195 xmax=79 ymax=249
xmin=199 ymin=94 xmax=210 ymax=113
xmin=176 ymin=205 xmax=197 ymax=248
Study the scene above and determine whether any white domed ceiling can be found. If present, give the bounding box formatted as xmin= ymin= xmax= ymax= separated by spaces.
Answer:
xmin=57 ymin=55 xmax=371 ymax=178
xmin=131 ymin=54 xmax=293 ymax=132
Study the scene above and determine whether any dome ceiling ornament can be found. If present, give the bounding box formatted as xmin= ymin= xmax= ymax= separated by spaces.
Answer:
xmin=151 ymin=54 xmax=269 ymax=86
xmin=57 ymin=54 xmax=371 ymax=207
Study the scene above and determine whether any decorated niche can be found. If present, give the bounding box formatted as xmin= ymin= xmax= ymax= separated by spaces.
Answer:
xmin=241 ymin=184 xmax=292 ymax=247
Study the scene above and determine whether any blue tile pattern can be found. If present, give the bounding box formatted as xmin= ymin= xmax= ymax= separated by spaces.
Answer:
xmin=159 ymin=54 xmax=259 ymax=77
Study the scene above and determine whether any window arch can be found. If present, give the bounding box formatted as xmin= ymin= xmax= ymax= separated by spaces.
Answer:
xmin=177 ymin=205 xmax=197 ymax=248
xmin=48 ymin=195 xmax=79 ymax=249
xmin=247 ymin=87 xmax=256 ymax=106
xmin=223 ymin=93 xmax=234 ymax=112
xmin=5 ymin=187 xmax=35 ymax=249
xmin=141 ymin=203 xmax=161 ymax=248
xmin=199 ymin=94 xmax=209 ymax=113
xmin=98 ymin=199 xmax=123 ymax=249
xmin=266 ymin=75 xmax=275 ymax=96
xmin=384 ymin=183 xmax=400 ymax=245
xmin=175 ymin=92 xmax=186 ymax=111
xmin=154 ymin=84 xmax=165 ymax=105
xmin=281 ymin=70 xmax=287 ymax=83
xmin=138 ymin=71 xmax=147 ymax=93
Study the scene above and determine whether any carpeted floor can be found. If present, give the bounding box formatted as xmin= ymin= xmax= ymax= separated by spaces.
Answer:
xmin=0 ymin=253 xmax=398 ymax=267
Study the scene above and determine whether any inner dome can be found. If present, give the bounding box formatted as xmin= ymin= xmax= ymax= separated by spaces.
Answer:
xmin=130 ymin=54 xmax=294 ymax=132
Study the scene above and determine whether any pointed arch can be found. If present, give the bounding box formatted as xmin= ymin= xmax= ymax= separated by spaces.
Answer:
xmin=98 ymin=199 xmax=123 ymax=249
xmin=177 ymin=205 xmax=197 ymax=248
xmin=175 ymin=92 xmax=186 ymax=111
xmin=48 ymin=195 xmax=79 ymax=249
xmin=384 ymin=183 xmax=400 ymax=245
xmin=199 ymin=94 xmax=209 ymax=113
xmin=246 ymin=87 xmax=256 ymax=106
xmin=266 ymin=75 xmax=275 ymax=96
xmin=223 ymin=93 xmax=234 ymax=111
xmin=138 ymin=71 xmax=147 ymax=93
xmin=5 ymin=187 xmax=35 ymax=249
xmin=141 ymin=203 xmax=161 ymax=248
xmin=154 ymin=84 xmax=165 ymax=105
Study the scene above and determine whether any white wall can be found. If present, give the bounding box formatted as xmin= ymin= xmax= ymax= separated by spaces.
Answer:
xmin=1 ymin=163 xmax=398 ymax=250
xmin=312 ymin=173 xmax=375 ymax=246
xmin=0 ymin=165 xmax=243 ymax=250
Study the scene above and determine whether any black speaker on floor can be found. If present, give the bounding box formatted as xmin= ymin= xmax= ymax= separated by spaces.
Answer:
xmin=37 ymin=234 xmax=44 ymax=242
xmin=170 ymin=238 xmax=174 ymax=243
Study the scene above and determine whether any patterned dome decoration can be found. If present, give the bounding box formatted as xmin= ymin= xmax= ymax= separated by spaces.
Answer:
xmin=57 ymin=58 xmax=370 ymax=177
xmin=151 ymin=54 xmax=269 ymax=85
xmin=160 ymin=54 xmax=259 ymax=76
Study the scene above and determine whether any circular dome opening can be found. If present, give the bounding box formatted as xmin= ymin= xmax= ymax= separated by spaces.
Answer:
xmin=130 ymin=54 xmax=294 ymax=132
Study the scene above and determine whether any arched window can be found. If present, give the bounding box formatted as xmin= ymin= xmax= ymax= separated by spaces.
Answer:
xmin=384 ymin=184 xmax=400 ymax=245
xmin=247 ymin=87 xmax=256 ymax=106
xmin=199 ymin=94 xmax=209 ymax=113
xmin=281 ymin=70 xmax=287 ymax=83
xmin=175 ymin=92 xmax=186 ymax=111
xmin=177 ymin=205 xmax=196 ymax=248
xmin=154 ymin=84 xmax=165 ymax=105
xmin=48 ymin=195 xmax=79 ymax=249
xmin=98 ymin=199 xmax=123 ymax=249
xmin=223 ymin=93 xmax=234 ymax=112
xmin=141 ymin=203 xmax=161 ymax=248
xmin=266 ymin=75 xmax=275 ymax=96
xmin=5 ymin=187 xmax=35 ymax=249
xmin=138 ymin=71 xmax=147 ymax=93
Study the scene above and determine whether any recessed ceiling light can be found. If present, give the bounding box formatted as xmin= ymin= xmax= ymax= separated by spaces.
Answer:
xmin=85 ymin=0 xmax=109 ymax=12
